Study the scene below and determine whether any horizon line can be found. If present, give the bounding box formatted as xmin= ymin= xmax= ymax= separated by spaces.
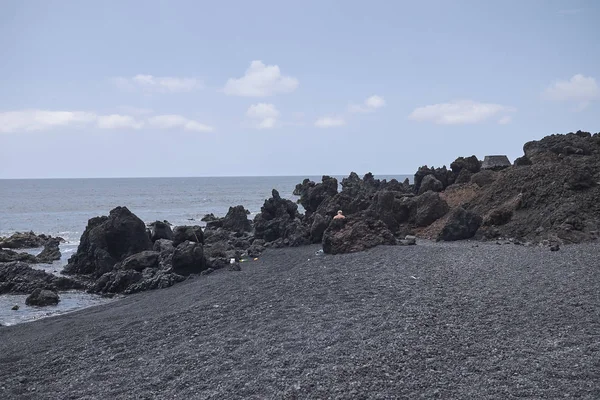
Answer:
xmin=0 ymin=173 xmax=414 ymax=181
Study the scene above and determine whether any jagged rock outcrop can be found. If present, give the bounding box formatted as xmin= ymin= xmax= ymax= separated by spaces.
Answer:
xmin=294 ymin=176 xmax=339 ymax=214
xmin=254 ymin=189 xmax=309 ymax=246
xmin=89 ymin=239 xmax=188 ymax=295
xmin=64 ymin=207 xmax=153 ymax=277
xmin=369 ymin=191 xmax=413 ymax=234
xmin=26 ymin=289 xmax=60 ymax=306
xmin=207 ymin=205 xmax=252 ymax=233
xmin=341 ymin=172 xmax=387 ymax=197
xmin=0 ymin=261 xmax=84 ymax=295
xmin=35 ymin=238 xmax=62 ymax=263
xmin=322 ymin=211 xmax=396 ymax=254
xmin=464 ymin=131 xmax=600 ymax=243
xmin=414 ymin=166 xmax=454 ymax=194
xmin=523 ymin=130 xmax=599 ymax=164
xmin=450 ymin=156 xmax=481 ymax=175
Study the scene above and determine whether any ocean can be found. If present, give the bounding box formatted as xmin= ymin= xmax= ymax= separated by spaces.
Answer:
xmin=0 ymin=174 xmax=411 ymax=325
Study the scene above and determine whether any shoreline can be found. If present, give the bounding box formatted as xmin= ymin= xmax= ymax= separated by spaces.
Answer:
xmin=1 ymin=241 xmax=599 ymax=398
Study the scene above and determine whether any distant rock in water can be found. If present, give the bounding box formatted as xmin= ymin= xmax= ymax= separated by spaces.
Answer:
xmin=64 ymin=206 xmax=153 ymax=277
xmin=0 ymin=238 xmax=61 ymax=264
xmin=0 ymin=231 xmax=62 ymax=249
xmin=201 ymin=213 xmax=218 ymax=222
xmin=0 ymin=248 xmax=38 ymax=263
xmin=36 ymin=238 xmax=62 ymax=263
xmin=0 ymin=261 xmax=84 ymax=295
xmin=26 ymin=289 xmax=60 ymax=307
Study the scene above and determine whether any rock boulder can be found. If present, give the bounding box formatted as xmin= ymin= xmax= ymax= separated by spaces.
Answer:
xmin=149 ymin=221 xmax=173 ymax=242
xmin=221 ymin=205 xmax=252 ymax=233
xmin=438 ymin=207 xmax=483 ymax=241
xmin=35 ymin=238 xmax=62 ymax=263
xmin=0 ymin=261 xmax=84 ymax=295
xmin=64 ymin=207 xmax=153 ymax=277
xmin=0 ymin=231 xmax=60 ymax=249
xmin=411 ymin=191 xmax=449 ymax=227
xmin=322 ymin=212 xmax=396 ymax=254
xmin=25 ymin=289 xmax=60 ymax=306
xmin=254 ymin=189 xmax=309 ymax=246
xmin=172 ymin=225 xmax=204 ymax=246
xmin=418 ymin=175 xmax=444 ymax=195
xmin=172 ymin=241 xmax=206 ymax=275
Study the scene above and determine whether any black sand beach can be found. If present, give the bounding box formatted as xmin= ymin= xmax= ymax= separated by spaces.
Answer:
xmin=1 ymin=241 xmax=599 ymax=399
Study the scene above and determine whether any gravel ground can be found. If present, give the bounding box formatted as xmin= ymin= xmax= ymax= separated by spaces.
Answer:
xmin=1 ymin=241 xmax=599 ymax=399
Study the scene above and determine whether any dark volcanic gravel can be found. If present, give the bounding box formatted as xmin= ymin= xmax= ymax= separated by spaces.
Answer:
xmin=1 ymin=242 xmax=599 ymax=399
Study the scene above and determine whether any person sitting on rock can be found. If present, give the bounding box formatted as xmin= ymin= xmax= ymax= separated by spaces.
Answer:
xmin=333 ymin=210 xmax=345 ymax=220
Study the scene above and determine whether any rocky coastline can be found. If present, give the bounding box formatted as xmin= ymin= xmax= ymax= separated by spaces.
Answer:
xmin=1 ymin=130 xmax=599 ymax=398
xmin=1 ymin=130 xmax=599 ymax=303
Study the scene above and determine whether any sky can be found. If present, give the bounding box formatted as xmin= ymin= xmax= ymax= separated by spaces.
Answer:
xmin=0 ymin=0 xmax=598 ymax=179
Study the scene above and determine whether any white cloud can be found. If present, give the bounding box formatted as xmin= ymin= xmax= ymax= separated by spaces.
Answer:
xmin=223 ymin=60 xmax=299 ymax=97
xmin=118 ymin=106 xmax=153 ymax=115
xmin=114 ymin=75 xmax=203 ymax=93
xmin=408 ymin=100 xmax=515 ymax=125
xmin=97 ymin=114 xmax=143 ymax=129
xmin=0 ymin=110 xmax=213 ymax=133
xmin=0 ymin=110 xmax=96 ymax=133
xmin=246 ymin=103 xmax=279 ymax=119
xmin=257 ymin=118 xmax=276 ymax=129
xmin=315 ymin=117 xmax=346 ymax=128
xmin=498 ymin=115 xmax=512 ymax=125
xmin=147 ymin=114 xmax=214 ymax=132
xmin=246 ymin=103 xmax=279 ymax=129
xmin=365 ymin=95 xmax=386 ymax=109
xmin=543 ymin=74 xmax=598 ymax=110
xmin=349 ymin=95 xmax=386 ymax=113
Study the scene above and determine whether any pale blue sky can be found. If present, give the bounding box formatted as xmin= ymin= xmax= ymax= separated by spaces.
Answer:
xmin=0 ymin=0 xmax=598 ymax=178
